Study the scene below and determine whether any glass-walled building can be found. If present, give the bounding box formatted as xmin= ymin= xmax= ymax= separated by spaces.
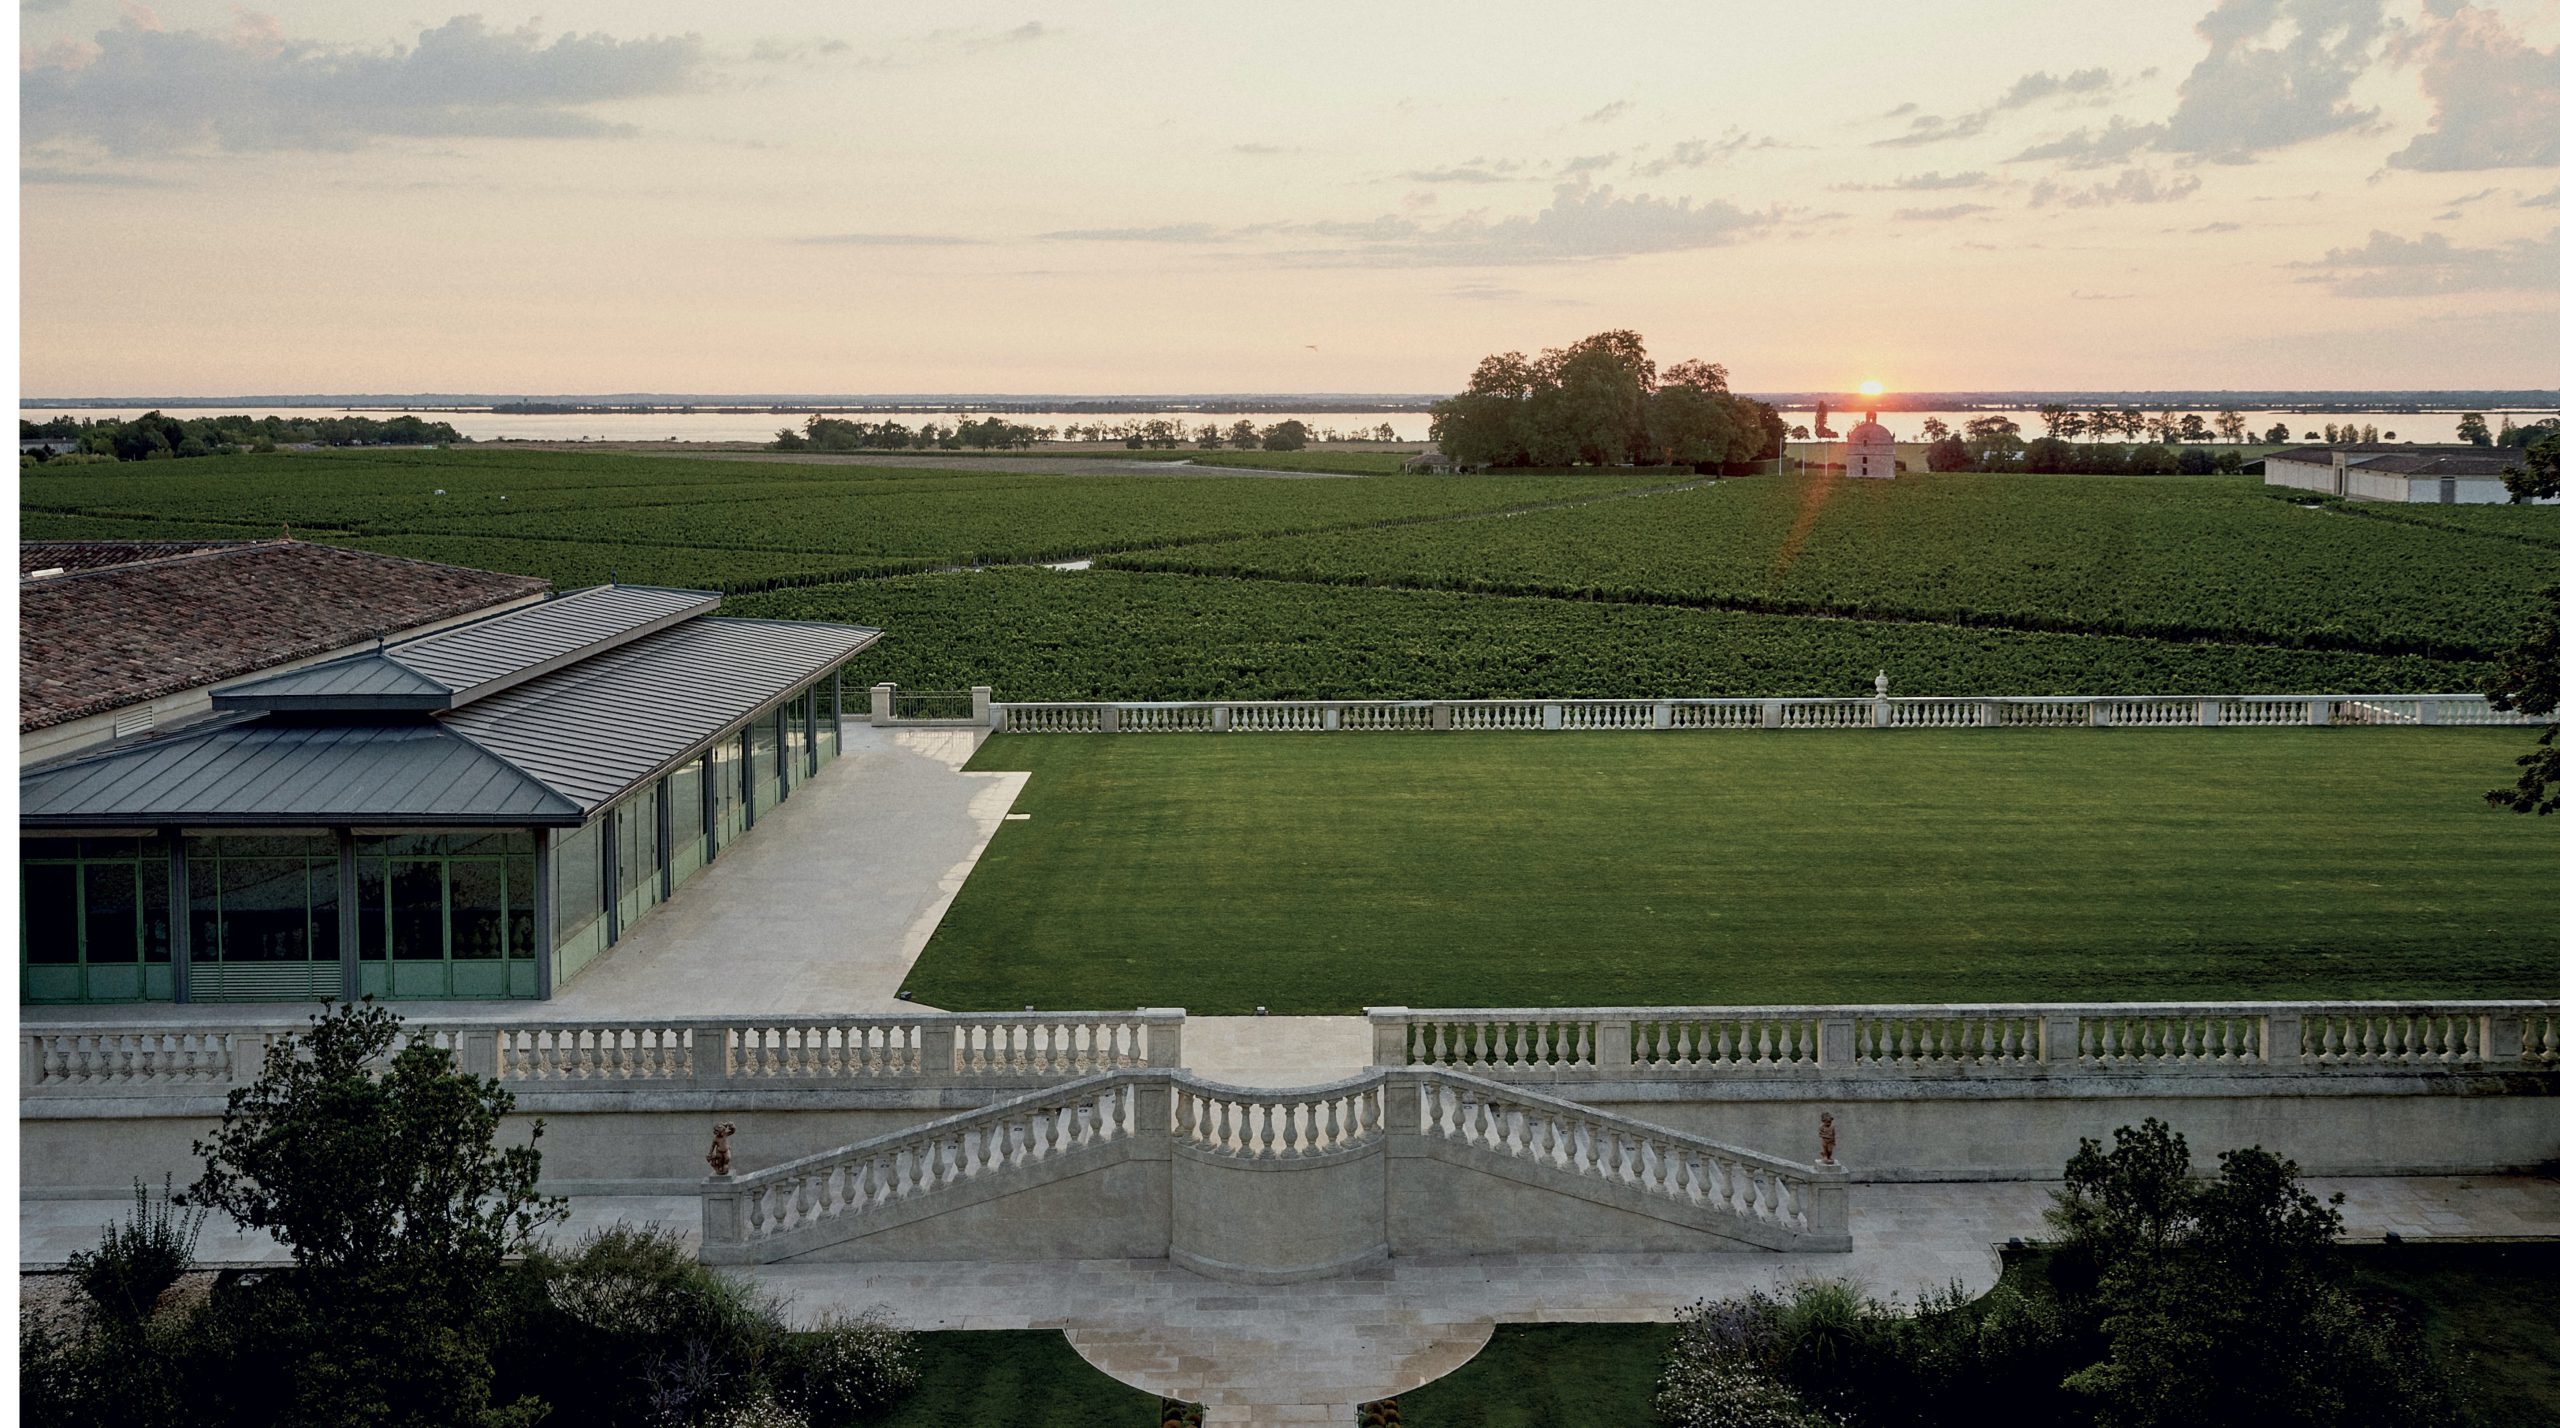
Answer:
xmin=20 ymin=585 xmax=878 ymax=1004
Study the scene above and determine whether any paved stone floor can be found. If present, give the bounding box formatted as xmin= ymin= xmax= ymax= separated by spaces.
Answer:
xmin=1184 ymin=1016 xmax=1371 ymax=1087
xmin=18 ymin=725 xmax=1019 ymax=1026
xmin=29 ymin=1176 xmax=2554 ymax=1423
xmin=543 ymin=726 xmax=1016 ymax=1017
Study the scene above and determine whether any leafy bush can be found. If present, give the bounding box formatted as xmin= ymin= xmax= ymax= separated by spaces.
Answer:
xmin=66 ymin=1176 xmax=206 ymax=1327
xmin=775 ymin=1310 xmax=922 ymax=1425
xmin=1656 ymin=1296 xmax=1840 ymax=1427
xmin=497 ymin=1224 xmax=790 ymax=1428
xmin=2050 ymin=1119 xmax=2459 ymax=1428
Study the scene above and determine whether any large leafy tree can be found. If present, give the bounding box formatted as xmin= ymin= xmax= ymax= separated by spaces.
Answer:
xmin=2487 ymin=436 xmax=2560 ymax=814
xmin=1431 ymin=331 xmax=1768 ymax=469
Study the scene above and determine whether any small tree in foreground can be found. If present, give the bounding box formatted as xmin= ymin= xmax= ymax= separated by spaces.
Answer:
xmin=185 ymin=999 xmax=565 ymax=1428
xmin=2049 ymin=1119 xmax=2454 ymax=1428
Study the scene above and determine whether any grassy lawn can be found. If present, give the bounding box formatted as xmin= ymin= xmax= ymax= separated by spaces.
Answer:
xmin=868 ymin=1330 xmax=1165 ymax=1426
xmin=1390 ymin=1322 xmax=1675 ymax=1427
xmin=1382 ymin=1244 xmax=2560 ymax=1426
xmin=906 ymin=730 xmax=2558 ymax=1013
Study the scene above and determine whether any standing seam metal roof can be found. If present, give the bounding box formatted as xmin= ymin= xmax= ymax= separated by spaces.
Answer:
xmin=18 ymin=718 xmax=582 ymax=826
xmin=212 ymin=584 xmax=720 ymax=712
xmin=444 ymin=616 xmax=880 ymax=812
xmin=21 ymin=613 xmax=881 ymax=826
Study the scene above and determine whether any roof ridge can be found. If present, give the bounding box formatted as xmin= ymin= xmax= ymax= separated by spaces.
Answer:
xmin=21 ymin=538 xmax=287 ymax=585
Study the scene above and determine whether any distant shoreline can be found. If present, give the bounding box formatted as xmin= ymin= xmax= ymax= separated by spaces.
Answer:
xmin=21 ymin=391 xmax=2560 ymax=417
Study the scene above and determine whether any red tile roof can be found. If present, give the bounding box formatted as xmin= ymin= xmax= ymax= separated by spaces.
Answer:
xmin=19 ymin=540 xmax=549 ymax=732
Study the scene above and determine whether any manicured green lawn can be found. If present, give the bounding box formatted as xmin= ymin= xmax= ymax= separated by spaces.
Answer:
xmin=906 ymin=730 xmax=2557 ymax=1013
xmin=1390 ymin=1322 xmax=1676 ymax=1427
xmin=868 ymin=1329 xmax=1165 ymax=1426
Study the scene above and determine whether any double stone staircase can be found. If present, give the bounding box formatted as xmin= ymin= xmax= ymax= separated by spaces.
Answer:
xmin=700 ymin=1064 xmax=1845 ymax=1280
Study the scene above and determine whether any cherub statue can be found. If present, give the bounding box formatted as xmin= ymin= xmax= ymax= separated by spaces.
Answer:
xmin=706 ymin=1121 xmax=738 ymax=1177
xmin=1818 ymin=1112 xmax=1837 ymax=1166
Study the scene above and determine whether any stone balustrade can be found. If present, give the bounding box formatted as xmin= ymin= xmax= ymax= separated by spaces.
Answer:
xmin=1411 ymin=1073 xmax=1839 ymax=1241
xmin=700 ymin=1066 xmax=1847 ymax=1270
xmin=1369 ymin=1002 xmax=2560 ymax=1080
xmin=19 ymin=1009 xmax=1185 ymax=1100
xmin=992 ymin=693 xmax=2544 ymax=735
xmin=706 ymin=1071 xmax=1146 ymax=1260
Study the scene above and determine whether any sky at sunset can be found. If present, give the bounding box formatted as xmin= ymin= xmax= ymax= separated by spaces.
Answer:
xmin=16 ymin=0 xmax=2560 ymax=396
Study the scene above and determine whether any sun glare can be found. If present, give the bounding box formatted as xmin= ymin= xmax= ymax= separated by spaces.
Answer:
xmin=1857 ymin=380 xmax=1885 ymax=397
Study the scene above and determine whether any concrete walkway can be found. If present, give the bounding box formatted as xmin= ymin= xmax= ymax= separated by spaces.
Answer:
xmin=547 ymin=725 xmax=1019 ymax=1016
xmin=25 ymin=1176 xmax=2555 ymax=1423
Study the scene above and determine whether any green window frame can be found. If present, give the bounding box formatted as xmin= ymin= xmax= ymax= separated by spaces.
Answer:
xmin=20 ymin=836 xmax=172 ymax=1004
xmin=355 ymin=832 xmax=537 ymax=1000
xmin=184 ymin=834 xmax=342 ymax=1001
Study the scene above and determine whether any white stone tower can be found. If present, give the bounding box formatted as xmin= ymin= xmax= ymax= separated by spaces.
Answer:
xmin=1845 ymin=408 xmax=1896 ymax=480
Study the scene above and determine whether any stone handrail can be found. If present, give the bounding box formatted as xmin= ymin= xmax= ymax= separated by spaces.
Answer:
xmin=19 ymin=1009 xmax=1186 ymax=1098
xmin=1172 ymin=1072 xmax=1388 ymax=1161
xmin=1414 ymin=1067 xmax=1843 ymax=1242
xmin=700 ymin=1065 xmax=1846 ymax=1264
xmin=991 ymin=693 xmax=2543 ymax=734
xmin=1369 ymin=1002 xmax=2560 ymax=1078
xmin=705 ymin=1070 xmax=1145 ymax=1259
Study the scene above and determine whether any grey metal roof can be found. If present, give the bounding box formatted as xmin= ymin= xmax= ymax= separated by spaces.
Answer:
xmin=210 ymin=654 xmax=454 ymax=712
xmin=395 ymin=585 xmax=718 ymax=696
xmin=213 ymin=585 xmax=718 ymax=714
xmin=23 ymin=608 xmax=880 ymax=828
xmin=445 ymin=617 xmax=881 ymax=812
xmin=20 ymin=717 xmax=583 ymax=827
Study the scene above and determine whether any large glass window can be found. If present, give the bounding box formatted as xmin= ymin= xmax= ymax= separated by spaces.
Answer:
xmin=749 ymin=713 xmax=780 ymax=817
xmin=184 ymin=835 xmax=339 ymax=1000
xmin=611 ymin=788 xmax=661 ymax=938
xmin=711 ymin=733 xmax=745 ymax=850
xmin=785 ymin=693 xmax=812 ymax=784
xmin=357 ymin=833 xmax=536 ymax=999
xmin=20 ymin=836 xmax=171 ymax=1003
xmin=817 ymin=675 xmax=840 ymax=765
xmin=668 ymin=759 xmax=707 ymax=890
xmin=553 ymin=819 xmax=605 ymax=984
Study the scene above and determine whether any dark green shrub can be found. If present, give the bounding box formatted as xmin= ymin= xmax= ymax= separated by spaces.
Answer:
xmin=67 ymin=1176 xmax=205 ymax=1328
xmin=496 ymin=1224 xmax=787 ymax=1428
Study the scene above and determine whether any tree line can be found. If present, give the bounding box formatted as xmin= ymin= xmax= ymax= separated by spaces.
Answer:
xmin=770 ymin=414 xmax=1364 ymax=453
xmin=2457 ymin=412 xmax=2560 ymax=448
xmin=20 ymin=412 xmax=466 ymax=465
xmin=1427 ymin=330 xmax=1786 ymax=470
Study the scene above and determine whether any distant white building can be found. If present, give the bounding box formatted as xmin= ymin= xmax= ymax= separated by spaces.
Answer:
xmin=1845 ymin=413 xmax=1896 ymax=480
xmin=2262 ymin=444 xmax=2550 ymax=505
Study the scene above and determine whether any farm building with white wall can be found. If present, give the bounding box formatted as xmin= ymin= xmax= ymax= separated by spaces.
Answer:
xmin=2262 ymin=445 xmax=2552 ymax=505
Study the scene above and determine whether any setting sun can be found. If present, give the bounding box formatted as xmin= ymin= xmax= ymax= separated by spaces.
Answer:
xmin=1858 ymin=380 xmax=1885 ymax=397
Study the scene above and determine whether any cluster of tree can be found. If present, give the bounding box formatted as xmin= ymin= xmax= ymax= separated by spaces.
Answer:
xmin=22 ymin=1002 xmax=924 ymax=1428
xmin=1058 ymin=418 xmax=1392 ymax=446
xmin=2461 ymin=412 xmax=2560 ymax=448
xmin=768 ymin=414 xmax=1355 ymax=453
xmin=1428 ymin=331 xmax=1785 ymax=471
xmin=1654 ymin=1118 xmax=2461 ymax=1428
xmin=20 ymin=412 xmax=464 ymax=464
xmin=1929 ymin=431 xmax=2248 ymax=476
xmin=774 ymin=415 xmax=1048 ymax=451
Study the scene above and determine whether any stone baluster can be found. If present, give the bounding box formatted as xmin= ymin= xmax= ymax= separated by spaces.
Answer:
xmin=1367 ymin=1008 xmax=1411 ymax=1067
xmin=689 ymin=1022 xmax=732 ymax=1086
xmin=1139 ymin=1010 xmax=1184 ymax=1068
xmin=456 ymin=1028 xmax=500 ymax=1080
xmin=2484 ymin=1011 xmax=2523 ymax=1067
xmin=2261 ymin=1011 xmax=2300 ymax=1069
xmin=229 ymin=1030 xmax=270 ymax=1085
xmin=920 ymin=1021 xmax=958 ymax=1081
xmin=2038 ymin=1012 xmax=2082 ymax=1071
xmin=1817 ymin=1015 xmax=1858 ymax=1072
